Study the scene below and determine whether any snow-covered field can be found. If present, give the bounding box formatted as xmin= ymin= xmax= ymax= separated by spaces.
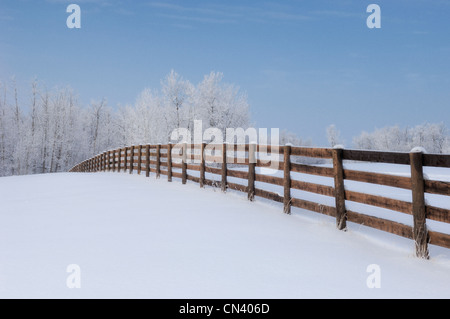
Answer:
xmin=1 ymin=172 xmax=450 ymax=299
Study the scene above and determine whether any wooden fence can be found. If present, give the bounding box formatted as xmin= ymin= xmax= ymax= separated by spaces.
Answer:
xmin=69 ymin=143 xmax=450 ymax=259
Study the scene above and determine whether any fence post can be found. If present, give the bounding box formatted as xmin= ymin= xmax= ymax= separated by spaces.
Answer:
xmin=124 ymin=147 xmax=128 ymax=173
xmin=283 ymin=144 xmax=291 ymax=214
xmin=156 ymin=144 xmax=161 ymax=179
xmin=129 ymin=145 xmax=134 ymax=174
xmin=116 ymin=149 xmax=119 ymax=172
xmin=145 ymin=145 xmax=150 ymax=178
xmin=221 ymin=142 xmax=227 ymax=192
xmin=111 ymin=151 xmax=115 ymax=172
xmin=117 ymin=149 xmax=121 ymax=173
xmin=200 ymin=142 xmax=206 ymax=188
xmin=248 ymin=143 xmax=256 ymax=201
xmin=167 ymin=143 xmax=173 ymax=182
xmin=182 ymin=142 xmax=188 ymax=185
xmin=113 ymin=150 xmax=119 ymax=172
xmin=137 ymin=145 xmax=142 ymax=175
xmin=107 ymin=151 xmax=111 ymax=171
xmin=332 ymin=147 xmax=347 ymax=231
xmin=410 ymin=149 xmax=429 ymax=259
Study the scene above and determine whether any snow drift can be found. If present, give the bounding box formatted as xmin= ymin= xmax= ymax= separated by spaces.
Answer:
xmin=0 ymin=172 xmax=449 ymax=299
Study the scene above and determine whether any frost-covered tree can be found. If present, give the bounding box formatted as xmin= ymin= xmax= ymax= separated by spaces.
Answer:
xmin=119 ymin=70 xmax=251 ymax=145
xmin=352 ymin=123 xmax=449 ymax=154
xmin=118 ymin=89 xmax=166 ymax=145
xmin=195 ymin=71 xmax=249 ymax=134
xmin=86 ymin=98 xmax=118 ymax=155
xmin=326 ymin=124 xmax=343 ymax=147
xmin=0 ymin=70 xmax=252 ymax=177
xmin=160 ymin=70 xmax=195 ymax=139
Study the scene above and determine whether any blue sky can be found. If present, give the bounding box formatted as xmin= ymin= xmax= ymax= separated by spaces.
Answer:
xmin=1 ymin=0 xmax=449 ymax=146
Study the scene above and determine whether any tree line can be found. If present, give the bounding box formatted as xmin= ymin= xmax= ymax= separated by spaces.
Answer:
xmin=1 ymin=71 xmax=449 ymax=178
xmin=0 ymin=71 xmax=249 ymax=177
xmin=350 ymin=123 xmax=450 ymax=154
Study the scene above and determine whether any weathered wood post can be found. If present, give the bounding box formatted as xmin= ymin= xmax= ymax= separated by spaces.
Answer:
xmin=156 ymin=144 xmax=161 ymax=179
xmin=117 ymin=149 xmax=121 ymax=172
xmin=248 ymin=143 xmax=256 ymax=201
xmin=117 ymin=149 xmax=120 ymax=172
xmin=123 ymin=148 xmax=127 ymax=172
xmin=167 ymin=143 xmax=173 ymax=182
xmin=221 ymin=142 xmax=227 ymax=192
xmin=182 ymin=142 xmax=188 ymax=185
xmin=283 ymin=144 xmax=292 ymax=214
xmin=410 ymin=148 xmax=429 ymax=259
xmin=200 ymin=142 xmax=206 ymax=188
xmin=107 ymin=151 xmax=111 ymax=171
xmin=129 ymin=145 xmax=134 ymax=174
xmin=145 ymin=145 xmax=150 ymax=178
xmin=114 ymin=148 xmax=121 ymax=172
xmin=137 ymin=145 xmax=142 ymax=175
xmin=332 ymin=146 xmax=347 ymax=231
xmin=111 ymin=150 xmax=114 ymax=171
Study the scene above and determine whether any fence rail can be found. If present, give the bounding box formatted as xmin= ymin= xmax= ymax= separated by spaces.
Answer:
xmin=69 ymin=143 xmax=450 ymax=259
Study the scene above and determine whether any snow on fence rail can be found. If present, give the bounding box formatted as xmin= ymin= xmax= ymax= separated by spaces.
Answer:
xmin=69 ymin=143 xmax=450 ymax=259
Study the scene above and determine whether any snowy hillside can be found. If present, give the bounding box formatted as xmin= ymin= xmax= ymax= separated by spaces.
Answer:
xmin=1 ymin=172 xmax=450 ymax=299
